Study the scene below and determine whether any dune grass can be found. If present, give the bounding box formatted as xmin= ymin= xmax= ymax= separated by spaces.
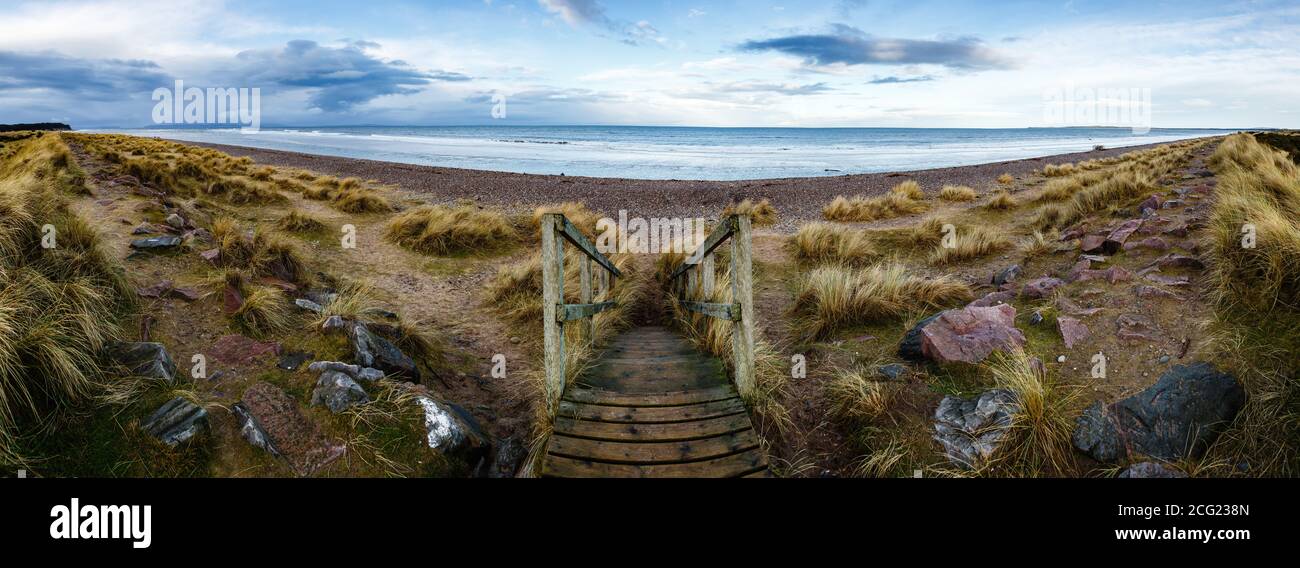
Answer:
xmin=1200 ymin=133 xmax=1300 ymax=475
xmin=211 ymin=218 xmax=308 ymax=283
xmin=385 ymin=204 xmax=516 ymax=256
xmin=981 ymin=350 xmax=1079 ymax=476
xmin=791 ymin=222 xmax=877 ymax=265
xmin=827 ymin=366 xmax=902 ymax=424
xmin=722 ymin=198 xmax=778 ymax=227
xmin=938 ymin=185 xmax=977 ymax=202
xmin=997 ymin=173 xmax=1014 ymax=185
xmin=928 ymin=225 xmax=1015 ymax=265
xmin=1042 ymin=163 xmax=1076 ymax=177
xmin=789 ymin=262 xmax=973 ymax=341
xmin=276 ymin=210 xmax=327 ymax=234
xmin=823 ymin=181 xmax=929 ymax=222
xmin=983 ymin=190 xmax=1017 ymax=211
xmin=0 ymin=135 xmax=134 ymax=467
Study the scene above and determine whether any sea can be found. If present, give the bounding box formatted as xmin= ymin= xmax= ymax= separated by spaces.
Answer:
xmin=102 ymin=126 xmax=1235 ymax=181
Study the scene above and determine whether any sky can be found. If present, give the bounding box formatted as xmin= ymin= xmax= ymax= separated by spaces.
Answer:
xmin=0 ymin=0 xmax=1297 ymax=129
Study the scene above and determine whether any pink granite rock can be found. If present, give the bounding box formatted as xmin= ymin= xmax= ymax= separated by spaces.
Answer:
xmin=1058 ymin=316 xmax=1090 ymax=349
xmin=1021 ymin=277 xmax=1066 ymax=299
xmin=920 ymin=304 xmax=1027 ymax=364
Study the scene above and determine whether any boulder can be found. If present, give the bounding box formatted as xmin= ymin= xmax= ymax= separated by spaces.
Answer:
xmin=919 ymin=304 xmax=1026 ymax=365
xmin=415 ymin=396 xmax=492 ymax=462
xmin=1020 ymin=277 xmax=1065 ymax=300
xmin=347 ymin=323 xmax=419 ymax=381
xmin=1057 ymin=316 xmax=1089 ymax=349
xmin=104 ymin=341 xmax=176 ymax=382
xmin=1080 ymin=234 xmax=1108 ymax=253
xmin=933 ymin=389 xmax=1019 ymax=469
xmin=1119 ymin=462 xmax=1188 ymax=478
xmin=898 ymin=313 xmax=943 ymax=362
xmin=310 ymin=371 xmax=370 ymax=413
xmin=129 ymin=235 xmax=182 ymax=250
xmin=141 ymin=397 xmax=208 ymax=446
xmin=1072 ymin=363 xmax=1244 ymax=463
xmin=968 ymin=290 xmax=1016 ymax=308
xmin=234 ymin=382 xmax=345 ymax=476
xmin=992 ymin=265 xmax=1022 ymax=287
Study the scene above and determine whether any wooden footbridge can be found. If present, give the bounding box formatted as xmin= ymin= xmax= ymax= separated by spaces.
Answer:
xmin=536 ymin=213 xmax=770 ymax=478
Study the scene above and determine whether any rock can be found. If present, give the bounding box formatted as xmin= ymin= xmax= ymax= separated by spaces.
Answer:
xmin=1122 ymin=237 xmax=1171 ymax=252
xmin=169 ymin=287 xmax=201 ymax=301
xmin=1116 ymin=313 xmax=1159 ymax=342
xmin=1138 ymin=195 xmax=1161 ymax=215
xmin=415 ymin=396 xmax=492 ymax=461
xmin=129 ymin=235 xmax=182 ymax=250
xmin=1162 ymin=199 xmax=1185 ymax=209
xmin=209 ymin=334 xmax=279 ymax=366
xmin=306 ymin=360 xmax=385 ymax=382
xmin=136 ymin=280 xmax=175 ymax=298
xmin=920 ymin=304 xmax=1026 ymax=365
xmin=1103 ymin=219 xmax=1143 ymax=253
xmin=1155 ymin=254 xmax=1205 ymax=270
xmin=898 ymin=313 xmax=943 ymax=362
xmin=258 ymin=277 xmax=298 ymax=293
xmin=321 ymin=315 xmax=347 ymax=331
xmin=347 ymin=322 xmax=420 ymax=381
xmin=1020 ymin=277 xmax=1065 ymax=299
xmin=165 ymin=213 xmax=185 ymax=230
xmin=1072 ymin=363 xmax=1244 ymax=462
xmin=878 ymin=363 xmax=908 ymax=381
xmin=294 ymin=298 xmax=323 ymax=313
xmin=1135 ymin=285 xmax=1182 ymax=300
xmin=482 ymin=437 xmax=526 ymax=478
xmin=104 ymin=341 xmax=176 ymax=382
xmin=199 ymin=248 xmax=221 ymax=263
xmin=310 ymin=371 xmax=370 ymax=413
xmin=1159 ymin=355 xmax=1171 ymax=364
xmin=131 ymin=222 xmax=166 ymax=235
xmin=1079 ymin=234 xmax=1108 ymax=253
xmin=1066 ymin=259 xmax=1092 ymax=281
xmin=933 ymin=389 xmax=1019 ymax=469
xmin=992 ymin=265 xmax=1022 ymax=286
xmin=968 ymin=290 xmax=1016 ymax=308
xmin=1119 ymin=462 xmax=1188 ymax=478
xmin=1057 ymin=316 xmax=1089 ymax=349
xmin=234 ymin=382 xmax=345 ymax=476
xmin=141 ymin=397 xmax=208 ymax=446
xmin=182 ymin=228 xmax=213 ymax=245
xmin=277 ymin=350 xmax=314 ymax=371
xmin=1072 ymin=266 xmax=1134 ymax=284
xmin=1029 ymin=310 xmax=1044 ymax=325
xmin=223 ymin=282 xmax=244 ymax=314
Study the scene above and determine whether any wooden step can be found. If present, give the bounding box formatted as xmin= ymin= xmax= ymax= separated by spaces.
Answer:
xmin=554 ymin=413 xmax=753 ymax=442
xmin=547 ymin=429 xmax=760 ymax=464
xmin=563 ymin=384 xmax=739 ymax=407
xmin=557 ymin=398 xmax=746 ymax=424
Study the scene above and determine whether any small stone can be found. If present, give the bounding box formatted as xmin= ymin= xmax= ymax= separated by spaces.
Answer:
xmin=878 ymin=363 xmax=908 ymax=381
xmin=992 ymin=265 xmax=1022 ymax=287
xmin=1029 ymin=311 xmax=1044 ymax=325
xmin=1057 ymin=355 xmax=1066 ymax=363
xmin=141 ymin=397 xmax=208 ymax=446
xmin=277 ymin=350 xmax=314 ymax=371
xmin=310 ymin=371 xmax=370 ymax=413
xmin=165 ymin=213 xmax=185 ymax=230
xmin=129 ymin=235 xmax=182 ymax=250
xmin=1057 ymin=316 xmax=1090 ymax=349
xmin=199 ymin=248 xmax=221 ymax=263
xmin=509 ymin=336 xmax=521 ymax=345
xmin=1020 ymin=277 xmax=1065 ymax=299
xmin=294 ymin=298 xmax=324 ymax=313
xmin=209 ymin=334 xmax=280 ymax=366
xmin=1159 ymin=355 xmax=1171 ymax=364
xmin=104 ymin=341 xmax=177 ymax=382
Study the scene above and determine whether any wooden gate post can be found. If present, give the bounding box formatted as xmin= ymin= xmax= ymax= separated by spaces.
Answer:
xmin=686 ymin=264 xmax=698 ymax=301
xmin=700 ymin=253 xmax=715 ymax=299
xmin=729 ymin=215 xmax=756 ymax=399
xmin=540 ymin=214 xmax=566 ymax=414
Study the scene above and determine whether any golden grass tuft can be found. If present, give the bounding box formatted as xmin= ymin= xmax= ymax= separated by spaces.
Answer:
xmin=722 ymin=198 xmax=778 ymax=227
xmin=332 ymin=186 xmax=390 ymax=213
xmin=232 ymin=285 xmax=293 ymax=338
xmin=981 ymin=350 xmax=1079 ymax=476
xmin=928 ymin=225 xmax=1015 ymax=265
xmin=385 ymin=204 xmax=516 ymax=256
xmin=983 ymin=190 xmax=1017 ymax=211
xmin=789 ymin=262 xmax=972 ymax=340
xmin=791 ymin=222 xmax=877 ymax=265
xmin=1042 ymin=163 xmax=1076 ymax=177
xmin=997 ymin=173 xmax=1014 ymax=185
xmin=827 ymin=366 xmax=902 ymax=424
xmin=276 ymin=210 xmax=326 ymax=233
xmin=823 ymin=190 xmax=929 ymax=222
xmin=938 ymin=185 xmax=977 ymax=202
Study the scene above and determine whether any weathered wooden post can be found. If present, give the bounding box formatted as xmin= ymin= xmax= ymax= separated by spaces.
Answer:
xmin=700 ymin=253 xmax=715 ymax=299
xmin=540 ymin=213 xmax=566 ymax=414
xmin=686 ymin=263 xmax=698 ymax=301
xmin=580 ymin=255 xmax=594 ymax=345
xmin=729 ymin=215 xmax=756 ymax=399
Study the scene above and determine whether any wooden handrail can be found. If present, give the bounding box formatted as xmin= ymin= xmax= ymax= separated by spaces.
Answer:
xmin=541 ymin=213 xmax=620 ymax=415
xmin=666 ymin=214 xmax=755 ymax=400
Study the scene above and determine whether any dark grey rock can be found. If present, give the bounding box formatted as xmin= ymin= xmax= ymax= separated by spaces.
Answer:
xmin=310 ymin=371 xmax=370 ymax=413
xmin=416 ymin=396 xmax=492 ymax=461
xmin=294 ymin=298 xmax=323 ymax=313
xmin=898 ymin=313 xmax=942 ymax=362
xmin=307 ymin=360 xmax=385 ymax=382
xmin=232 ymin=402 xmax=278 ymax=457
xmin=878 ymin=363 xmax=908 ymax=381
xmin=129 ymin=235 xmax=182 ymax=249
xmin=104 ymin=341 xmax=177 ymax=382
xmin=1119 ymin=462 xmax=1188 ymax=478
xmin=277 ymin=350 xmax=313 ymax=371
xmin=933 ymin=389 xmax=1019 ymax=469
xmin=483 ymin=436 xmax=526 ymax=478
xmin=1029 ymin=310 xmax=1045 ymax=325
xmin=349 ymin=323 xmax=419 ymax=381
xmin=141 ymin=397 xmax=207 ymax=446
xmin=992 ymin=264 xmax=1022 ymax=287
xmin=1072 ymin=362 xmax=1244 ymax=462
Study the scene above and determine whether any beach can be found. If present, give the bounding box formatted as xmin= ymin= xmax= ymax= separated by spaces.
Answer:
xmin=188 ymin=138 xmax=1214 ymax=231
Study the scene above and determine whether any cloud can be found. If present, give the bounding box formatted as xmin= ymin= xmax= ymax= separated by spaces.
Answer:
xmin=0 ymin=51 xmax=171 ymax=100
xmin=868 ymin=74 xmax=936 ymax=84
xmin=231 ymin=40 xmax=465 ymax=112
xmin=537 ymin=0 xmax=664 ymax=46
xmin=739 ymin=24 xmax=1014 ymax=70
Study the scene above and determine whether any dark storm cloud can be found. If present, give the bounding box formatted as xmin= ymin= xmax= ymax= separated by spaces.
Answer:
xmin=234 ymin=40 xmax=469 ymax=112
xmin=739 ymin=24 xmax=1013 ymax=70
xmin=0 ymin=51 xmax=171 ymax=100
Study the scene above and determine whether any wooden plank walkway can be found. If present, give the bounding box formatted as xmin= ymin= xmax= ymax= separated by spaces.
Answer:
xmin=543 ymin=326 xmax=770 ymax=478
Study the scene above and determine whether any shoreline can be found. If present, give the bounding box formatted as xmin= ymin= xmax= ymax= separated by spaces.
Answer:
xmin=186 ymin=136 xmax=1223 ymax=231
